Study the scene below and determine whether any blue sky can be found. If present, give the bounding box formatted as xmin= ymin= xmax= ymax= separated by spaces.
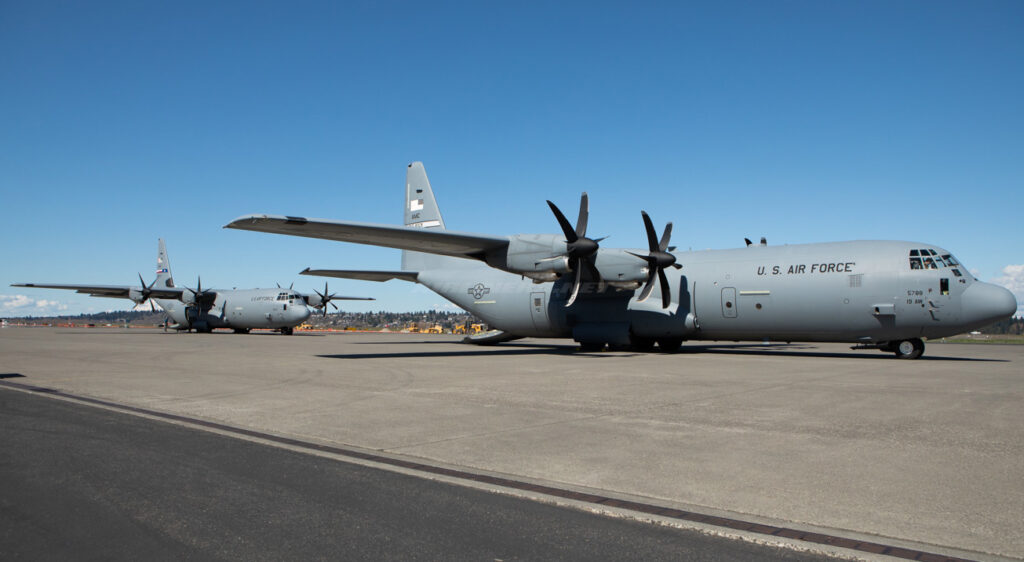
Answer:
xmin=2 ymin=1 xmax=1022 ymax=317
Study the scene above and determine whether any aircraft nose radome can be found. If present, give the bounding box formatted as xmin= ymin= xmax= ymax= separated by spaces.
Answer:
xmin=964 ymin=282 xmax=1018 ymax=324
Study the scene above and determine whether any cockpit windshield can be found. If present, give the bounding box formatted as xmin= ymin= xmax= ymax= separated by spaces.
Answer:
xmin=908 ymin=249 xmax=965 ymax=277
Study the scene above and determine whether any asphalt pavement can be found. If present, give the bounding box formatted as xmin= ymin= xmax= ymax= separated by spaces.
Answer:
xmin=0 ymin=387 xmax=836 ymax=561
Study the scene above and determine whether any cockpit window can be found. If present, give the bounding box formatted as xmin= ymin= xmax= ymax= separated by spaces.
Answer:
xmin=909 ymin=249 xmax=964 ymax=271
xmin=276 ymin=292 xmax=288 ymax=301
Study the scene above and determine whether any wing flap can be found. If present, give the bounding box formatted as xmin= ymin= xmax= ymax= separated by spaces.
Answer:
xmin=225 ymin=215 xmax=508 ymax=259
xmin=300 ymin=268 xmax=419 ymax=283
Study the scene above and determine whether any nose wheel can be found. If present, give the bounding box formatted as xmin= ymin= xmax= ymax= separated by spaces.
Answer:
xmin=892 ymin=338 xmax=924 ymax=359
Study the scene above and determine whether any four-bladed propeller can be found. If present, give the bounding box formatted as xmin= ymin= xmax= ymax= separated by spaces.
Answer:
xmin=628 ymin=211 xmax=682 ymax=309
xmin=312 ymin=281 xmax=340 ymax=316
xmin=546 ymin=192 xmax=605 ymax=307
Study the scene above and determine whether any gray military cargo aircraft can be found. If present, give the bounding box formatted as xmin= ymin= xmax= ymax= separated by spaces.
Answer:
xmin=13 ymin=239 xmax=373 ymax=334
xmin=225 ymin=162 xmax=1016 ymax=358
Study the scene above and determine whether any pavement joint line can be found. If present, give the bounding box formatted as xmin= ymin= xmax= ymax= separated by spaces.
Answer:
xmin=0 ymin=379 xmax=986 ymax=562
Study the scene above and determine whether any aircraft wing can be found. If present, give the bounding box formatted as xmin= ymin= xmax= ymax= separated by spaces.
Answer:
xmin=11 ymin=283 xmax=185 ymax=300
xmin=300 ymin=268 xmax=420 ymax=283
xmin=225 ymin=214 xmax=509 ymax=260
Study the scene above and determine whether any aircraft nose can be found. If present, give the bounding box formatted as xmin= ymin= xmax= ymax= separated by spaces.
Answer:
xmin=963 ymin=282 xmax=1018 ymax=324
xmin=296 ymin=305 xmax=311 ymax=321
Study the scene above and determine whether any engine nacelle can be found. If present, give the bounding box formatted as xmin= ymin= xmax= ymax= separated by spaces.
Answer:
xmin=128 ymin=288 xmax=145 ymax=303
xmin=492 ymin=234 xmax=573 ymax=275
xmin=304 ymin=294 xmax=322 ymax=308
xmin=593 ymin=249 xmax=649 ymax=284
xmin=180 ymin=291 xmax=196 ymax=305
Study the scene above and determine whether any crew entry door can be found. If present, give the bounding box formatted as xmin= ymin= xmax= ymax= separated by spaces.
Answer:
xmin=530 ymin=291 xmax=548 ymax=331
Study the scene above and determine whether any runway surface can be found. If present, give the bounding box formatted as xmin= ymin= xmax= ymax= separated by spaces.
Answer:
xmin=1 ymin=328 xmax=1021 ymax=560
xmin=1 ymin=388 xmax=838 ymax=561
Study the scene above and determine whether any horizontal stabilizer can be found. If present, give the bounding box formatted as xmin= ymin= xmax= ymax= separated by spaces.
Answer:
xmin=300 ymin=268 xmax=419 ymax=283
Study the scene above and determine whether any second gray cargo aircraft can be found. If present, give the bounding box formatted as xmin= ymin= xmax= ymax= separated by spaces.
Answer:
xmin=14 ymin=239 xmax=373 ymax=334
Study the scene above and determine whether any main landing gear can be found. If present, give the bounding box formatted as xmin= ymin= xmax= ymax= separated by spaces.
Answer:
xmin=279 ymin=327 xmax=294 ymax=335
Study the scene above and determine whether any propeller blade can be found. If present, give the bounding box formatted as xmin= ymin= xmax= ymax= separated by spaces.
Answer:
xmin=150 ymin=300 xmax=156 ymax=312
xmin=575 ymin=192 xmax=589 ymax=238
xmin=640 ymin=211 xmax=659 ymax=253
xmin=658 ymin=268 xmax=671 ymax=309
xmin=565 ymin=262 xmax=582 ymax=307
xmin=659 ymin=222 xmax=673 ymax=253
xmin=547 ymin=200 xmax=579 ymax=243
xmin=636 ymin=273 xmax=656 ymax=303
xmin=330 ymin=301 xmax=338 ymax=310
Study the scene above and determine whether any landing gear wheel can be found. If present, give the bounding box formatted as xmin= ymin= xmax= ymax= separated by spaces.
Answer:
xmin=893 ymin=338 xmax=924 ymax=359
xmin=578 ymin=342 xmax=605 ymax=352
xmin=629 ymin=335 xmax=656 ymax=352
xmin=280 ymin=327 xmax=294 ymax=335
xmin=657 ymin=338 xmax=683 ymax=353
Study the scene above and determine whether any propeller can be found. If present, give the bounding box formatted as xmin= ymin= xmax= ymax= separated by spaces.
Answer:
xmin=186 ymin=277 xmax=216 ymax=306
xmin=545 ymin=192 xmax=605 ymax=307
xmin=277 ymin=282 xmax=294 ymax=289
xmin=136 ymin=273 xmax=157 ymax=312
xmin=628 ymin=211 xmax=682 ymax=309
xmin=312 ymin=281 xmax=340 ymax=316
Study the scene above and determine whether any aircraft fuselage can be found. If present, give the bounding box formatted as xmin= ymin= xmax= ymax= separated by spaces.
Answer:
xmin=157 ymin=288 xmax=310 ymax=333
xmin=416 ymin=240 xmax=1014 ymax=348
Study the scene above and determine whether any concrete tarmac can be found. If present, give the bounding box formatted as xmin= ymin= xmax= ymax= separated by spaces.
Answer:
xmin=1 ymin=327 xmax=1021 ymax=559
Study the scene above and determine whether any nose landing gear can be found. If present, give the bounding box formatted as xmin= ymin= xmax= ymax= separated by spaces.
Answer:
xmin=878 ymin=338 xmax=925 ymax=359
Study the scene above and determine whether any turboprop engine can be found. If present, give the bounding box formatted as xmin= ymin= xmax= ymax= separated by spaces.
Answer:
xmin=491 ymin=234 xmax=574 ymax=282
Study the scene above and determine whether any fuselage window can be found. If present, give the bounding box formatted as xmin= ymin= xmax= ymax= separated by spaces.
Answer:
xmin=910 ymin=257 xmax=923 ymax=269
xmin=942 ymin=254 xmax=960 ymax=266
xmin=940 ymin=278 xmax=949 ymax=295
xmin=952 ymin=268 xmax=963 ymax=277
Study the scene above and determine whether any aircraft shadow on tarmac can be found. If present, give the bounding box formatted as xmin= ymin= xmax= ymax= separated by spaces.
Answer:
xmin=0 ymin=373 xmax=26 ymax=379
xmin=322 ymin=341 xmax=1005 ymax=362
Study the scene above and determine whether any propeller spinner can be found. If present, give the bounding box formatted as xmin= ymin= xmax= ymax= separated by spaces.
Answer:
xmin=628 ymin=211 xmax=682 ymax=309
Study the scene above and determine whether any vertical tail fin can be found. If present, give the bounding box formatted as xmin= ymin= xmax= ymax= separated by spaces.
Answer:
xmin=402 ymin=162 xmax=456 ymax=271
xmin=155 ymin=238 xmax=175 ymax=288
xmin=404 ymin=162 xmax=446 ymax=229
